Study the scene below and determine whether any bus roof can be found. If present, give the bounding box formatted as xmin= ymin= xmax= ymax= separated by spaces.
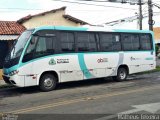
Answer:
xmin=33 ymin=26 xmax=153 ymax=34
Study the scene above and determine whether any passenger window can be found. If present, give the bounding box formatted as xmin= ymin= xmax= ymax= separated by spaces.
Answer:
xmin=121 ymin=34 xmax=140 ymax=51
xmin=60 ymin=32 xmax=75 ymax=52
xmin=77 ymin=33 xmax=97 ymax=52
xmin=23 ymin=36 xmax=56 ymax=62
xmin=99 ymin=33 xmax=121 ymax=51
xmin=36 ymin=37 xmax=47 ymax=52
xmin=140 ymin=34 xmax=152 ymax=50
xmin=35 ymin=37 xmax=55 ymax=58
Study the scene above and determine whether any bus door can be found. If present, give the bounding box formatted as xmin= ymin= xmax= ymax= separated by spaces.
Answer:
xmin=22 ymin=36 xmax=38 ymax=86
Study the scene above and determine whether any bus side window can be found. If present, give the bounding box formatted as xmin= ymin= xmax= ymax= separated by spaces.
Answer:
xmin=140 ymin=34 xmax=152 ymax=50
xmin=60 ymin=32 xmax=75 ymax=52
xmin=121 ymin=34 xmax=140 ymax=51
xmin=99 ymin=33 xmax=121 ymax=52
xmin=76 ymin=32 xmax=97 ymax=52
xmin=22 ymin=36 xmax=56 ymax=62
xmin=34 ymin=37 xmax=55 ymax=58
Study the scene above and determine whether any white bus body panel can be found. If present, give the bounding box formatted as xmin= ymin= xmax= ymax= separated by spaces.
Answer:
xmin=16 ymin=51 xmax=155 ymax=87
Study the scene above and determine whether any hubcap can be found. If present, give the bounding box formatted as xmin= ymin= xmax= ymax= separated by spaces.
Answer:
xmin=119 ymin=71 xmax=126 ymax=79
xmin=44 ymin=78 xmax=53 ymax=88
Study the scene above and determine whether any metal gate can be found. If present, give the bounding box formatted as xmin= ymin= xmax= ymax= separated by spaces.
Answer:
xmin=0 ymin=41 xmax=9 ymax=69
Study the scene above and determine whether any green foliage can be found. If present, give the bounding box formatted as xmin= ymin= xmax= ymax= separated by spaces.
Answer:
xmin=158 ymin=55 xmax=160 ymax=59
xmin=156 ymin=44 xmax=159 ymax=55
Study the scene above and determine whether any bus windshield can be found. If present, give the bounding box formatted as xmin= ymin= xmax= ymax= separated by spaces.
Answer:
xmin=4 ymin=30 xmax=33 ymax=68
xmin=10 ymin=30 xmax=33 ymax=60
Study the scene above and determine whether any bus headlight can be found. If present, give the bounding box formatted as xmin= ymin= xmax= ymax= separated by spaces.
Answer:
xmin=9 ymin=70 xmax=19 ymax=76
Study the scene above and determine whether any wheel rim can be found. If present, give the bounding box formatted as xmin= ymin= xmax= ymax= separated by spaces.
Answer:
xmin=119 ymin=70 xmax=126 ymax=80
xmin=44 ymin=77 xmax=54 ymax=89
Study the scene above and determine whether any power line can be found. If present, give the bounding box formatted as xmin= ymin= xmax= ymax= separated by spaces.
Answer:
xmin=0 ymin=8 xmax=136 ymax=13
xmin=74 ymin=0 xmax=110 ymax=2
xmin=0 ymin=0 xmax=137 ymax=11
xmin=0 ymin=0 xmax=139 ymax=11
xmin=54 ymin=0 xmax=137 ymax=10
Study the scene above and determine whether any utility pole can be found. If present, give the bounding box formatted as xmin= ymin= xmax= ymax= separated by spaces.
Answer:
xmin=148 ymin=0 xmax=153 ymax=31
xmin=138 ymin=0 xmax=143 ymax=30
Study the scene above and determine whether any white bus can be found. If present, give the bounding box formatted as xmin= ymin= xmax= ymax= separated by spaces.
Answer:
xmin=2 ymin=26 xmax=156 ymax=91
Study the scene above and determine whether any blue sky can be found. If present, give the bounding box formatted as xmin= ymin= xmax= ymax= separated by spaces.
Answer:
xmin=0 ymin=0 xmax=160 ymax=29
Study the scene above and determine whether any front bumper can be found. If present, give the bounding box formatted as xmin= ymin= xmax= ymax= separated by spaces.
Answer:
xmin=2 ymin=75 xmax=12 ymax=84
xmin=2 ymin=74 xmax=25 ymax=87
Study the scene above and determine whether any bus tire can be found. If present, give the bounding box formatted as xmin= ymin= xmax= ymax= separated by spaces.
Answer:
xmin=113 ymin=67 xmax=128 ymax=82
xmin=39 ymin=73 xmax=57 ymax=92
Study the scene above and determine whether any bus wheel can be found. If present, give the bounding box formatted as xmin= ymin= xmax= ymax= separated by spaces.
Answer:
xmin=39 ymin=73 xmax=57 ymax=92
xmin=113 ymin=67 xmax=128 ymax=82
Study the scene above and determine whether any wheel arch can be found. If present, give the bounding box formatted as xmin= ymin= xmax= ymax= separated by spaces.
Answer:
xmin=39 ymin=71 xmax=59 ymax=85
xmin=117 ymin=64 xmax=129 ymax=75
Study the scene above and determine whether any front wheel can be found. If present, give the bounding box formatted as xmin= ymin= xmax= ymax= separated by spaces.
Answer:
xmin=113 ymin=67 xmax=128 ymax=82
xmin=39 ymin=73 xmax=57 ymax=92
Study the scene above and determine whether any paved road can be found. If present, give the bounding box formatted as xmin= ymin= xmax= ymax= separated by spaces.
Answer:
xmin=0 ymin=72 xmax=160 ymax=120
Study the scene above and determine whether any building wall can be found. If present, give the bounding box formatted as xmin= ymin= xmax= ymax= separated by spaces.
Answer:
xmin=23 ymin=10 xmax=80 ymax=29
xmin=0 ymin=69 xmax=2 ymax=80
xmin=153 ymin=27 xmax=160 ymax=43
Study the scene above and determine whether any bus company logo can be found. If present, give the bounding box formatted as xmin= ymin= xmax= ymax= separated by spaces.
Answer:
xmin=57 ymin=59 xmax=69 ymax=64
xmin=130 ymin=57 xmax=140 ymax=61
xmin=97 ymin=58 xmax=108 ymax=63
xmin=49 ymin=58 xmax=56 ymax=65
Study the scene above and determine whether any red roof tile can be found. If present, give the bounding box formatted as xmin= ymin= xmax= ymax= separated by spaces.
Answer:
xmin=0 ymin=21 xmax=26 ymax=35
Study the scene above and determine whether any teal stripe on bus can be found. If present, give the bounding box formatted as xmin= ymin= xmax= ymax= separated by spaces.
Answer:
xmin=78 ymin=53 xmax=94 ymax=79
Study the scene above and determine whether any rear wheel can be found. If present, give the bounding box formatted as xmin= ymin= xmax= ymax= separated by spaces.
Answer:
xmin=113 ymin=67 xmax=128 ymax=82
xmin=39 ymin=73 xmax=57 ymax=92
